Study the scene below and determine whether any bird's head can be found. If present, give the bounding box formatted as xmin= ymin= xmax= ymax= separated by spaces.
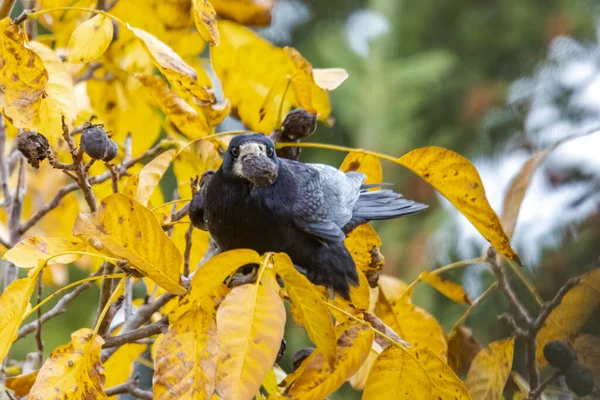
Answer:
xmin=222 ymin=133 xmax=279 ymax=187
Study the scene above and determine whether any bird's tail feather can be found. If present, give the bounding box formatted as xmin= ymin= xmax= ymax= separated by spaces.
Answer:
xmin=352 ymin=188 xmax=428 ymax=220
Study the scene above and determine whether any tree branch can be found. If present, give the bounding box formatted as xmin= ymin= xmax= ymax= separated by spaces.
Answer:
xmin=104 ymin=375 xmax=153 ymax=399
xmin=0 ymin=0 xmax=17 ymax=19
xmin=35 ymin=275 xmax=43 ymax=366
xmin=95 ymin=262 xmax=116 ymax=337
xmin=530 ymin=369 xmax=562 ymax=400
xmin=102 ymin=316 xmax=168 ymax=349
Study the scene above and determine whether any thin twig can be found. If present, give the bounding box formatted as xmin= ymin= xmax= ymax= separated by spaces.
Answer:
xmin=102 ymin=316 xmax=168 ymax=349
xmin=73 ymin=62 xmax=101 ymax=84
xmin=104 ymin=375 xmax=153 ymax=399
xmin=17 ymin=268 xmax=104 ymax=339
xmin=0 ymin=116 xmax=12 ymax=210
xmin=532 ymin=277 xmax=580 ymax=331
xmin=106 ymin=162 xmax=119 ymax=193
xmin=123 ymin=277 xmax=132 ymax=322
xmin=35 ymin=274 xmax=43 ymax=366
xmin=183 ymin=222 xmax=194 ymax=277
xmin=95 ymin=262 xmax=116 ymax=336
xmin=530 ymin=369 xmax=562 ymax=399
xmin=0 ymin=0 xmax=17 ymax=19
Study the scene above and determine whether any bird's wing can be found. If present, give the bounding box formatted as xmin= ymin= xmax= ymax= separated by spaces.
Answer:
xmin=286 ymin=160 xmax=364 ymax=242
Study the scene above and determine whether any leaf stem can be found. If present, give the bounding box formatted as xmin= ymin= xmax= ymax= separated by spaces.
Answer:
xmin=449 ymin=281 xmax=498 ymax=334
xmin=433 ymin=257 xmax=485 ymax=275
xmin=505 ymin=256 xmax=542 ymax=306
xmin=276 ymin=141 xmax=402 ymax=164
xmin=151 ymin=198 xmax=191 ymax=211
xmin=93 ymin=276 xmax=126 ymax=337
xmin=27 ymin=6 xmax=125 ymax=26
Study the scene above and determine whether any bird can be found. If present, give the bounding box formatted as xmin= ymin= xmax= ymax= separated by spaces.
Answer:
xmin=189 ymin=133 xmax=427 ymax=299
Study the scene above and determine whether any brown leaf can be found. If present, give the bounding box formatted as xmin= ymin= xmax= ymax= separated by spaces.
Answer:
xmin=447 ymin=326 xmax=482 ymax=374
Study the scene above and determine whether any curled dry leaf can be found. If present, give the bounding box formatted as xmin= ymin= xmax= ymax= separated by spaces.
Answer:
xmin=283 ymin=323 xmax=374 ymax=400
xmin=536 ymin=268 xmax=600 ymax=367
xmin=362 ymin=346 xmax=470 ymax=400
xmin=137 ymin=74 xmax=210 ymax=138
xmin=128 ymin=24 xmax=216 ymax=105
xmin=193 ymin=0 xmax=220 ymax=46
xmin=103 ymin=343 xmax=146 ymax=391
xmin=73 ymin=193 xmax=186 ymax=295
xmin=464 ymin=337 xmax=515 ymax=400
xmin=0 ymin=19 xmax=48 ymax=129
xmin=135 ymin=149 xmax=177 ymax=207
xmin=447 ymin=326 xmax=482 ymax=375
xmin=419 ymin=272 xmax=471 ymax=304
xmin=0 ymin=266 xmax=43 ymax=365
xmin=154 ymin=296 xmax=220 ymax=399
xmin=375 ymin=274 xmax=448 ymax=360
xmin=4 ymin=236 xmax=85 ymax=269
xmin=273 ymin=253 xmax=337 ymax=367
xmin=210 ymin=0 xmax=275 ymax=26
xmin=67 ymin=14 xmax=114 ymax=63
xmin=29 ymin=329 xmax=106 ymax=399
xmin=215 ymin=280 xmax=286 ymax=400
xmin=397 ymin=147 xmax=518 ymax=261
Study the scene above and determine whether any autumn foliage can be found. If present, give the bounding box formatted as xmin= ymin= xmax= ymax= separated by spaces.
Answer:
xmin=0 ymin=1 xmax=598 ymax=400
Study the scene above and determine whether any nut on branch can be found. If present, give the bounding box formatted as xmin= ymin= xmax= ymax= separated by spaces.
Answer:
xmin=17 ymin=130 xmax=49 ymax=169
xmin=270 ymin=108 xmax=317 ymax=161
xmin=80 ymin=124 xmax=118 ymax=162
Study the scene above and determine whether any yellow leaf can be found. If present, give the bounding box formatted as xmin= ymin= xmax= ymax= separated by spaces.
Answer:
xmin=4 ymin=236 xmax=85 ymax=269
xmin=37 ymin=0 xmax=95 ymax=47
xmin=137 ymin=73 xmax=209 ymax=138
xmin=0 ymin=19 xmax=48 ymax=129
xmin=375 ymin=275 xmax=448 ymax=360
xmin=28 ymin=41 xmax=76 ymax=144
xmin=284 ymin=323 xmax=374 ymax=400
xmin=173 ymin=138 xmax=222 ymax=198
xmin=0 ymin=266 xmax=42 ymax=365
xmin=193 ymin=0 xmax=220 ymax=46
xmin=397 ymin=147 xmax=517 ymax=261
xmin=67 ymin=14 xmax=114 ymax=63
xmin=135 ymin=149 xmax=176 ymax=207
xmin=212 ymin=21 xmax=334 ymax=133
xmin=363 ymin=346 xmax=471 ymax=400
xmin=465 ymin=337 xmax=515 ymax=400
xmin=419 ymin=272 xmax=471 ymax=304
xmin=128 ymin=24 xmax=216 ymax=105
xmin=29 ymin=328 xmax=106 ymax=399
xmin=344 ymin=224 xmax=384 ymax=276
xmin=154 ymin=296 xmax=220 ymax=399
xmin=104 ymin=343 xmax=146 ymax=391
xmin=5 ymin=370 xmax=38 ymax=396
xmin=211 ymin=0 xmax=274 ymax=26
xmin=573 ymin=334 xmax=600 ymax=389
xmin=500 ymin=150 xmax=550 ymax=239
xmin=216 ymin=281 xmax=286 ymax=400
xmin=273 ymin=253 xmax=337 ymax=367
xmin=73 ymin=193 xmax=186 ymax=295
xmin=348 ymin=268 xmax=371 ymax=311
xmin=340 ymin=152 xmax=383 ymax=186
xmin=536 ymin=268 xmax=600 ymax=366
xmin=349 ymin=342 xmax=382 ymax=390
xmin=313 ymin=68 xmax=349 ymax=91
xmin=190 ymin=249 xmax=262 ymax=304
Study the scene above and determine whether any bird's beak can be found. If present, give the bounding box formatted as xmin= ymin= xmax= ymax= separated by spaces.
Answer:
xmin=236 ymin=142 xmax=278 ymax=186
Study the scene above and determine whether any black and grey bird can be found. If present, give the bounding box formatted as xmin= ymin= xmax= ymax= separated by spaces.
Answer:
xmin=189 ymin=133 xmax=427 ymax=298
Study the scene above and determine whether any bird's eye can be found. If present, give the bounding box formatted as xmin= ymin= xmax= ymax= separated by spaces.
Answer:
xmin=266 ymin=147 xmax=274 ymax=157
xmin=231 ymin=147 xmax=240 ymax=158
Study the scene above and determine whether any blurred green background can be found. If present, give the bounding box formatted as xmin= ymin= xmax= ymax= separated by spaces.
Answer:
xmin=7 ymin=1 xmax=600 ymax=398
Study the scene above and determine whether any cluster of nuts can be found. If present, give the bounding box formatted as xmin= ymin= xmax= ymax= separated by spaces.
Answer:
xmin=543 ymin=340 xmax=594 ymax=397
xmin=80 ymin=124 xmax=118 ymax=162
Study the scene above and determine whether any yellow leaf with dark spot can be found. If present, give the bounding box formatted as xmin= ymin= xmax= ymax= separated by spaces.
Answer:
xmin=173 ymin=138 xmax=222 ymax=199
xmin=137 ymin=73 xmax=209 ymax=138
xmin=0 ymin=266 xmax=43 ymax=365
xmin=104 ymin=343 xmax=146 ymax=392
xmin=273 ymin=253 xmax=336 ymax=367
xmin=154 ymin=295 xmax=220 ymax=399
xmin=4 ymin=236 xmax=85 ymax=269
xmin=193 ymin=0 xmax=220 ymax=46
xmin=465 ymin=337 xmax=514 ymax=400
xmin=215 ymin=281 xmax=286 ymax=400
xmin=344 ymin=224 xmax=384 ymax=276
xmin=190 ymin=249 xmax=262 ymax=305
xmin=397 ymin=147 xmax=517 ymax=261
xmin=313 ymin=68 xmax=349 ymax=91
xmin=67 ymin=14 xmax=114 ymax=63
xmin=135 ymin=149 xmax=176 ymax=207
xmin=210 ymin=0 xmax=274 ymax=26
xmin=375 ymin=274 xmax=448 ymax=360
xmin=29 ymin=328 xmax=106 ymax=399
xmin=128 ymin=24 xmax=216 ymax=105
xmin=73 ymin=193 xmax=186 ymax=295
xmin=536 ymin=268 xmax=600 ymax=366
xmin=419 ymin=272 xmax=471 ymax=304
xmin=340 ymin=151 xmax=383 ymax=186
xmin=284 ymin=323 xmax=373 ymax=400
xmin=28 ymin=41 xmax=76 ymax=144
xmin=5 ymin=370 xmax=38 ymax=396
xmin=0 ymin=19 xmax=48 ymax=129
xmin=363 ymin=346 xmax=470 ymax=399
